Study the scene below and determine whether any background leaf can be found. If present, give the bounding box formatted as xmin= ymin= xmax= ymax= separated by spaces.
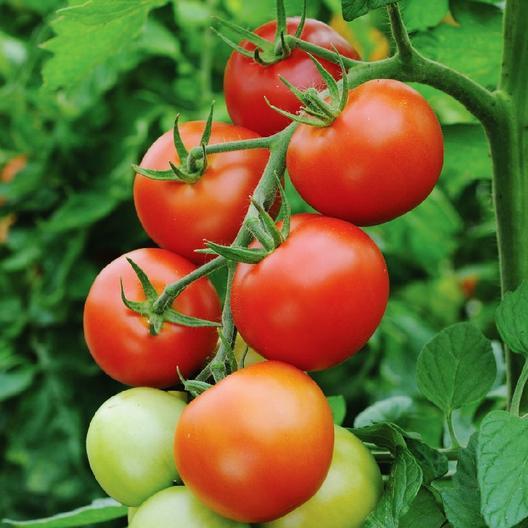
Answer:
xmin=440 ymin=434 xmax=487 ymax=528
xmin=496 ymin=281 xmax=528 ymax=356
xmin=2 ymin=498 xmax=127 ymax=527
xmin=416 ymin=322 xmax=496 ymax=413
xmin=478 ymin=411 xmax=528 ymax=528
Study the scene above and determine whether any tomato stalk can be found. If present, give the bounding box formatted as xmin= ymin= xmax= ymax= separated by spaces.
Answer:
xmin=491 ymin=0 xmax=528 ymax=409
xmin=152 ymin=126 xmax=296 ymax=338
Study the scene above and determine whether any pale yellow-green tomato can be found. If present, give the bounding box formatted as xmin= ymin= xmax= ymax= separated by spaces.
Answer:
xmin=128 ymin=507 xmax=137 ymax=524
xmin=129 ymin=486 xmax=249 ymax=528
xmin=86 ymin=387 xmax=186 ymax=507
xmin=233 ymin=334 xmax=264 ymax=367
xmin=262 ymin=426 xmax=382 ymax=528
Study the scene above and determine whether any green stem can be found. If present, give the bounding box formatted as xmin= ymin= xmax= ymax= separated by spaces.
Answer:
xmin=152 ymin=126 xmax=295 ymax=330
xmin=193 ymin=125 xmax=296 ymax=382
xmin=447 ymin=411 xmax=460 ymax=449
xmin=491 ymin=0 xmax=528 ymax=408
xmin=286 ymin=35 xmax=362 ymax=68
xmin=387 ymin=4 xmax=413 ymax=63
xmin=189 ymin=135 xmax=274 ymax=160
xmin=153 ymin=257 xmax=225 ymax=314
xmin=510 ymin=358 xmax=528 ymax=416
xmin=372 ymin=447 xmax=459 ymax=464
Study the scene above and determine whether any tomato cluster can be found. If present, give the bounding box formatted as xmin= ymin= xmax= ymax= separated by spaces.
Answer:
xmin=83 ymin=12 xmax=443 ymax=528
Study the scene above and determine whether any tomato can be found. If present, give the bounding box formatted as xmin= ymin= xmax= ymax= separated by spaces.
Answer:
xmin=224 ymin=18 xmax=360 ymax=136
xmin=287 ymin=79 xmax=444 ymax=225
xmin=129 ymin=487 xmax=249 ymax=528
xmin=134 ymin=122 xmax=269 ymax=264
xmin=174 ymin=361 xmax=334 ymax=523
xmin=262 ymin=426 xmax=383 ymax=528
xmin=83 ymin=248 xmax=221 ymax=387
xmin=86 ymin=388 xmax=186 ymax=507
xmin=231 ymin=214 xmax=389 ymax=371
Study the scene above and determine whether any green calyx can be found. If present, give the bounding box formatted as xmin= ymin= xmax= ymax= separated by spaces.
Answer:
xmin=120 ymin=258 xmax=221 ymax=336
xmin=132 ymin=103 xmax=215 ymax=184
xmin=212 ymin=0 xmax=306 ymax=66
xmin=198 ymin=175 xmax=291 ymax=264
xmin=267 ymin=52 xmax=349 ymax=127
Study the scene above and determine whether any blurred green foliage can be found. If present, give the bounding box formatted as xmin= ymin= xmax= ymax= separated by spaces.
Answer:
xmin=0 ymin=0 xmax=503 ymax=524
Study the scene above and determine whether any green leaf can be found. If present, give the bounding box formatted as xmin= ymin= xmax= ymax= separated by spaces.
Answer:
xmin=405 ymin=437 xmax=448 ymax=483
xmin=478 ymin=411 xmax=528 ymax=528
xmin=364 ymin=449 xmax=423 ymax=528
xmin=441 ymin=124 xmax=492 ymax=197
xmin=42 ymin=0 xmax=169 ymax=90
xmin=0 ymin=367 xmax=36 ymax=401
xmin=2 ymin=498 xmax=127 ymax=527
xmin=366 ymin=188 xmax=463 ymax=276
xmin=416 ymin=322 xmax=496 ymax=413
xmin=440 ymin=434 xmax=487 ymax=528
xmin=327 ymin=395 xmax=347 ymax=425
xmin=496 ymin=281 xmax=528 ymax=356
xmin=411 ymin=0 xmax=503 ymax=88
xmin=400 ymin=488 xmax=447 ymax=528
xmin=354 ymin=396 xmax=414 ymax=428
xmin=341 ymin=0 xmax=396 ymax=21
xmin=400 ymin=0 xmax=449 ymax=32
xmin=44 ymin=191 xmax=118 ymax=233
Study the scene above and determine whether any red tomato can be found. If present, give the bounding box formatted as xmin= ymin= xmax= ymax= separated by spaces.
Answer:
xmin=231 ymin=214 xmax=389 ymax=371
xmin=83 ymin=248 xmax=221 ymax=387
xmin=174 ymin=361 xmax=334 ymax=523
xmin=134 ymin=122 xmax=269 ymax=264
xmin=224 ymin=18 xmax=360 ymax=136
xmin=287 ymin=79 xmax=444 ymax=225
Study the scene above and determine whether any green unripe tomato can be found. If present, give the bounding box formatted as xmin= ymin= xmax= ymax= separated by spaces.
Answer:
xmin=86 ymin=387 xmax=186 ymax=506
xmin=129 ymin=486 xmax=250 ymax=528
xmin=262 ymin=426 xmax=382 ymax=528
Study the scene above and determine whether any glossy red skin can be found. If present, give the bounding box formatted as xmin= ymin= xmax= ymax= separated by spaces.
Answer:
xmin=224 ymin=18 xmax=360 ymax=136
xmin=174 ymin=361 xmax=334 ymax=523
xmin=287 ymin=79 xmax=444 ymax=225
xmin=231 ymin=214 xmax=389 ymax=371
xmin=83 ymin=248 xmax=221 ymax=387
xmin=134 ymin=122 xmax=269 ymax=264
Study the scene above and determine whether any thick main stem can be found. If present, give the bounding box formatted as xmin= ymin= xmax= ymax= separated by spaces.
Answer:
xmin=490 ymin=0 xmax=528 ymax=407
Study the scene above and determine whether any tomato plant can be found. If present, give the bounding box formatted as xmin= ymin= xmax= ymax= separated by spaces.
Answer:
xmin=263 ymin=426 xmax=382 ymax=528
xmin=287 ymin=79 xmax=444 ymax=226
xmin=86 ymin=388 xmax=186 ymax=507
xmin=231 ymin=214 xmax=389 ymax=370
xmin=6 ymin=0 xmax=528 ymax=527
xmin=129 ymin=487 xmax=249 ymax=528
xmin=83 ymin=248 xmax=221 ymax=387
xmin=134 ymin=122 xmax=269 ymax=264
xmin=174 ymin=361 xmax=334 ymax=523
xmin=224 ymin=17 xmax=359 ymax=136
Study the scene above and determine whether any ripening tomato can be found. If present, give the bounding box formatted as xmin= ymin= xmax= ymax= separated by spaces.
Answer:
xmin=134 ymin=122 xmax=269 ymax=264
xmin=287 ymin=79 xmax=444 ymax=225
xmin=83 ymin=248 xmax=221 ymax=387
xmin=262 ymin=426 xmax=383 ymax=528
xmin=129 ymin=487 xmax=249 ymax=528
xmin=174 ymin=361 xmax=334 ymax=523
xmin=224 ymin=18 xmax=360 ymax=136
xmin=86 ymin=388 xmax=186 ymax=507
xmin=231 ymin=214 xmax=389 ymax=371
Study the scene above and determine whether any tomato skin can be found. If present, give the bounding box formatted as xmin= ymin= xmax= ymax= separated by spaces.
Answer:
xmin=262 ymin=426 xmax=383 ymax=528
xmin=287 ymin=79 xmax=444 ymax=225
xmin=129 ymin=487 xmax=249 ymax=528
xmin=134 ymin=122 xmax=269 ymax=264
xmin=86 ymin=388 xmax=186 ymax=507
xmin=224 ymin=18 xmax=360 ymax=137
xmin=174 ymin=361 xmax=334 ymax=523
xmin=83 ymin=248 xmax=221 ymax=387
xmin=231 ymin=214 xmax=389 ymax=371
